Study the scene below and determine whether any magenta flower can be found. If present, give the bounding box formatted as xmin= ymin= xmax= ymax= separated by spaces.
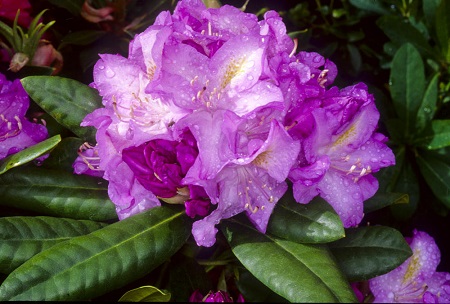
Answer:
xmin=0 ymin=0 xmax=33 ymax=27
xmin=287 ymin=82 xmax=395 ymax=227
xmin=189 ymin=290 xmax=244 ymax=302
xmin=369 ymin=230 xmax=450 ymax=303
xmin=0 ymin=73 xmax=48 ymax=160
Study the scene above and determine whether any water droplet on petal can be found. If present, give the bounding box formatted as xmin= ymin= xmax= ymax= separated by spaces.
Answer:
xmin=105 ymin=68 xmax=115 ymax=78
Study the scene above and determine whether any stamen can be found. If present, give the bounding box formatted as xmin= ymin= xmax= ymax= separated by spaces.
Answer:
xmin=289 ymin=38 xmax=298 ymax=58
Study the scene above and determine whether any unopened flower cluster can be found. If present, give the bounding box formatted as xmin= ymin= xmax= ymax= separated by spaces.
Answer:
xmin=75 ymin=0 xmax=395 ymax=247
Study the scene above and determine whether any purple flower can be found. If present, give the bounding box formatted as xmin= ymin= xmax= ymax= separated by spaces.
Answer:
xmin=369 ymin=230 xmax=450 ymax=303
xmin=287 ymin=83 xmax=395 ymax=227
xmin=0 ymin=73 xmax=48 ymax=160
xmin=189 ymin=290 xmax=244 ymax=302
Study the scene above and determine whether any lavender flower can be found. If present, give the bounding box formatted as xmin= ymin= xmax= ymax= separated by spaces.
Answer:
xmin=369 ymin=230 xmax=450 ymax=303
xmin=0 ymin=73 xmax=48 ymax=160
xmin=76 ymin=0 xmax=394 ymax=246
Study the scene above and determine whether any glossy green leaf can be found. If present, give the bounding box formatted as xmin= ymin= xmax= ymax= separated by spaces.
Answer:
xmin=329 ymin=226 xmax=412 ymax=281
xmin=235 ymin=267 xmax=288 ymax=303
xmin=416 ymin=150 xmax=450 ymax=208
xmin=119 ymin=286 xmax=171 ymax=302
xmin=267 ymin=194 xmax=344 ymax=244
xmin=59 ymin=31 xmax=106 ymax=50
xmin=349 ymin=0 xmax=391 ymax=15
xmin=436 ymin=0 xmax=450 ymax=61
xmin=413 ymin=120 xmax=450 ymax=150
xmin=0 ymin=216 xmax=108 ymax=274
xmin=46 ymin=0 xmax=84 ymax=15
xmin=21 ymin=76 xmax=102 ymax=142
xmin=221 ymin=216 xmax=357 ymax=303
xmin=0 ymin=167 xmax=116 ymax=221
xmin=377 ymin=16 xmax=438 ymax=60
xmin=389 ymin=43 xmax=425 ymax=139
xmin=363 ymin=192 xmax=409 ymax=213
xmin=0 ymin=135 xmax=61 ymax=175
xmin=416 ymin=73 xmax=439 ymax=132
xmin=0 ymin=206 xmax=192 ymax=301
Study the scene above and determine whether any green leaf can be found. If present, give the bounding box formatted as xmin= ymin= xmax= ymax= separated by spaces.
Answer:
xmin=41 ymin=137 xmax=84 ymax=171
xmin=363 ymin=192 xmax=409 ymax=213
xmin=0 ymin=167 xmax=116 ymax=221
xmin=423 ymin=0 xmax=440 ymax=31
xmin=58 ymin=31 xmax=106 ymax=50
xmin=389 ymin=43 xmax=425 ymax=139
xmin=413 ymin=120 xmax=450 ymax=150
xmin=436 ymin=0 xmax=450 ymax=61
xmin=119 ymin=286 xmax=171 ymax=302
xmin=377 ymin=16 xmax=438 ymax=61
xmin=21 ymin=76 xmax=102 ymax=142
xmin=0 ymin=135 xmax=61 ymax=175
xmin=46 ymin=0 xmax=84 ymax=15
xmin=329 ymin=226 xmax=412 ymax=281
xmin=0 ymin=216 xmax=108 ymax=274
xmin=221 ymin=215 xmax=357 ymax=303
xmin=416 ymin=73 xmax=439 ymax=132
xmin=0 ymin=206 xmax=191 ymax=301
xmin=167 ymin=256 xmax=212 ymax=302
xmin=267 ymin=194 xmax=345 ymax=244
xmin=416 ymin=150 xmax=450 ymax=208
xmin=349 ymin=0 xmax=391 ymax=15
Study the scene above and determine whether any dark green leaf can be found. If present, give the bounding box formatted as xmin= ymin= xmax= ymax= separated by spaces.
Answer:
xmin=235 ymin=267 xmax=288 ymax=303
xmin=0 ymin=206 xmax=191 ymax=301
xmin=389 ymin=151 xmax=419 ymax=221
xmin=21 ymin=76 xmax=102 ymax=142
xmin=413 ymin=120 xmax=450 ymax=149
xmin=119 ymin=286 xmax=171 ymax=302
xmin=221 ymin=215 xmax=357 ymax=303
xmin=0 ymin=135 xmax=61 ymax=175
xmin=363 ymin=192 xmax=409 ymax=213
xmin=385 ymin=119 xmax=406 ymax=143
xmin=0 ymin=167 xmax=116 ymax=221
xmin=436 ymin=0 xmax=450 ymax=61
xmin=267 ymin=194 xmax=345 ymax=244
xmin=46 ymin=0 xmax=84 ymax=15
xmin=58 ymin=31 xmax=106 ymax=50
xmin=41 ymin=137 xmax=84 ymax=171
xmin=167 ymin=256 xmax=212 ymax=302
xmin=416 ymin=73 xmax=439 ymax=132
xmin=377 ymin=16 xmax=438 ymax=60
xmin=416 ymin=150 xmax=450 ymax=208
xmin=347 ymin=44 xmax=362 ymax=73
xmin=423 ymin=0 xmax=440 ymax=30
xmin=329 ymin=226 xmax=412 ymax=281
xmin=0 ymin=216 xmax=108 ymax=274
xmin=349 ymin=0 xmax=391 ymax=15
xmin=389 ymin=43 xmax=425 ymax=139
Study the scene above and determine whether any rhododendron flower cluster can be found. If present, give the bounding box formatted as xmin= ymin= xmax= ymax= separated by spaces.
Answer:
xmin=75 ymin=0 xmax=395 ymax=247
xmin=0 ymin=73 xmax=48 ymax=160
xmin=369 ymin=230 xmax=450 ymax=303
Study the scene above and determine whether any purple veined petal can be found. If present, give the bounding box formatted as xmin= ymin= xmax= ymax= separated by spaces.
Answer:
xmin=324 ymin=101 xmax=380 ymax=156
xmin=175 ymin=109 xmax=238 ymax=181
xmin=317 ymin=171 xmax=377 ymax=227
xmin=289 ymin=155 xmax=330 ymax=193
xmin=128 ymin=24 xmax=173 ymax=82
xmin=369 ymin=230 xmax=442 ymax=303
xmin=426 ymin=272 xmax=450 ymax=303
xmin=211 ymin=34 xmax=265 ymax=93
xmin=208 ymin=4 xmax=259 ymax=37
xmin=260 ymin=10 xmax=294 ymax=57
xmin=228 ymin=80 xmax=284 ymax=117
xmin=233 ymin=119 xmax=300 ymax=183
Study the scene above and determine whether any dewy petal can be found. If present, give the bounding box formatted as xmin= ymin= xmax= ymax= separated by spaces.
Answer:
xmin=426 ymin=272 xmax=450 ymax=303
xmin=235 ymin=119 xmax=300 ymax=182
xmin=317 ymin=171 xmax=377 ymax=227
xmin=369 ymin=230 xmax=442 ymax=303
